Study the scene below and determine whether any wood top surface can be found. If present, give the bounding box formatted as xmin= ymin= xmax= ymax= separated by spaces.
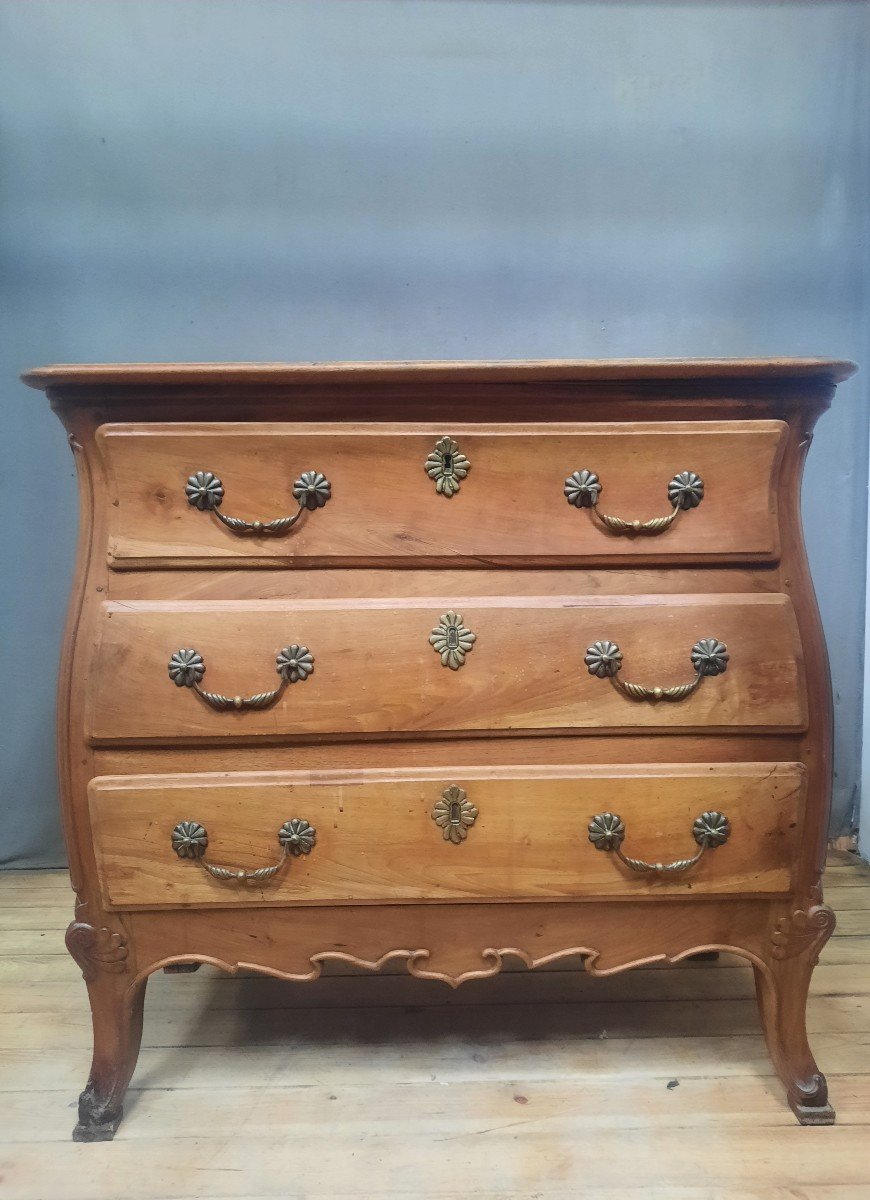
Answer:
xmin=22 ymin=357 xmax=858 ymax=391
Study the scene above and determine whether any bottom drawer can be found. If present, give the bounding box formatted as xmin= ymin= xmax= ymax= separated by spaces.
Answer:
xmin=89 ymin=763 xmax=805 ymax=909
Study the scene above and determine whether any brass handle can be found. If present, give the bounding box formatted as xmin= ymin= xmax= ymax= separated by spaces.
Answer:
xmin=584 ymin=638 xmax=728 ymax=702
xmin=564 ymin=469 xmax=703 ymax=535
xmin=171 ymin=819 xmax=316 ymax=882
xmin=168 ymin=645 xmax=313 ymax=711
xmin=588 ymin=810 xmax=730 ymax=875
xmin=185 ymin=470 xmax=331 ymax=534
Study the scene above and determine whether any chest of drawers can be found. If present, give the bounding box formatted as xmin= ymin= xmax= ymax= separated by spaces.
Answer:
xmin=25 ymin=358 xmax=855 ymax=1139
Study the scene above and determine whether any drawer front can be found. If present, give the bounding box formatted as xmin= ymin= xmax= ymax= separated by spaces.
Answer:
xmin=88 ymin=594 xmax=806 ymax=743
xmin=88 ymin=763 xmax=805 ymax=909
xmin=99 ymin=421 xmax=785 ymax=567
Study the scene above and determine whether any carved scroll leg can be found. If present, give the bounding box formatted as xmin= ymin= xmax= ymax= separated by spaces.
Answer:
xmin=65 ymin=921 xmax=145 ymax=1142
xmin=73 ymin=972 xmax=146 ymax=1141
xmin=754 ymin=905 xmax=836 ymax=1126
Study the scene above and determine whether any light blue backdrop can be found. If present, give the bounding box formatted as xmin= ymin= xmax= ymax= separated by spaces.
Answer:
xmin=1 ymin=1 xmax=867 ymax=867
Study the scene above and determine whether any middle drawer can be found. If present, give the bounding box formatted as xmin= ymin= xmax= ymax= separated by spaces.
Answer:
xmin=88 ymin=593 xmax=805 ymax=743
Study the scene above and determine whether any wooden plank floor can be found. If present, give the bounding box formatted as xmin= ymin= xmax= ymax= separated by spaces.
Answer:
xmin=0 ymin=852 xmax=869 ymax=1199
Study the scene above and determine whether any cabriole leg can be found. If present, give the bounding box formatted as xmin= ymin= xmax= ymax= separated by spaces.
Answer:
xmin=754 ymin=902 xmax=836 ymax=1125
xmin=65 ymin=920 xmax=146 ymax=1141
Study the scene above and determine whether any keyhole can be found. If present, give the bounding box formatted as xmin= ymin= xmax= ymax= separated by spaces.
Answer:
xmin=449 ymin=801 xmax=462 ymax=825
xmin=447 ymin=626 xmax=459 ymax=651
xmin=442 ymin=452 xmax=454 ymax=475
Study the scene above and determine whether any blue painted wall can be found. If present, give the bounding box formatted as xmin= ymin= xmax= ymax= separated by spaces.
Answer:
xmin=1 ymin=1 xmax=867 ymax=866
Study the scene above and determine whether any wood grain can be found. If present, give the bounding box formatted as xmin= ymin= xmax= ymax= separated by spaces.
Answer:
xmin=87 ymin=593 xmax=806 ymax=743
xmin=98 ymin=421 xmax=786 ymax=566
xmin=91 ymin=733 xmax=808 ymax=781
xmin=87 ymin=762 xmax=806 ymax=909
xmin=107 ymin=563 xmax=786 ymax=602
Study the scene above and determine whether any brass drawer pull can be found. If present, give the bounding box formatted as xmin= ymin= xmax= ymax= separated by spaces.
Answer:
xmin=564 ymin=469 xmax=703 ymax=534
xmin=584 ymin=638 xmax=728 ymax=702
xmin=185 ymin=469 xmax=331 ymax=534
xmin=431 ymin=784 xmax=478 ymax=844
xmin=171 ymin=818 xmax=316 ymax=882
xmin=168 ymin=644 xmax=313 ymax=711
xmin=588 ymin=810 xmax=730 ymax=875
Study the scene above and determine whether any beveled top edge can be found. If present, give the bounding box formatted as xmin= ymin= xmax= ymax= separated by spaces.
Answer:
xmin=21 ymin=357 xmax=858 ymax=391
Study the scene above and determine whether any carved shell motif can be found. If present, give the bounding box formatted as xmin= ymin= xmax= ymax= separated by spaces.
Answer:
xmin=771 ymin=905 xmax=836 ymax=961
xmin=65 ymin=922 xmax=129 ymax=982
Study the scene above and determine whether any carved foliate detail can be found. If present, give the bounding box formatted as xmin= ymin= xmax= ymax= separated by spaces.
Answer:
xmin=771 ymin=903 xmax=836 ymax=963
xmin=65 ymin=922 xmax=129 ymax=982
xmin=173 ymin=940 xmax=765 ymax=992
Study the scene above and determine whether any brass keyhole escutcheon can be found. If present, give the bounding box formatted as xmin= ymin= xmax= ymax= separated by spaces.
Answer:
xmin=431 ymin=785 xmax=478 ymax=845
xmin=424 ymin=436 xmax=470 ymax=497
xmin=429 ymin=611 xmax=476 ymax=670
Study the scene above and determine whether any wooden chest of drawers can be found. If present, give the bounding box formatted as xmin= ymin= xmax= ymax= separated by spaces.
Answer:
xmin=25 ymin=358 xmax=855 ymax=1139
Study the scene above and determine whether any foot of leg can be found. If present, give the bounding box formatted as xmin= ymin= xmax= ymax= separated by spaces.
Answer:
xmin=73 ymin=1084 xmax=127 ymax=1142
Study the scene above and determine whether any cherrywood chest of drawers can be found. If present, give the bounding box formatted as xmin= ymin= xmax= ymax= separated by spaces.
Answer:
xmin=25 ymin=358 xmax=855 ymax=1139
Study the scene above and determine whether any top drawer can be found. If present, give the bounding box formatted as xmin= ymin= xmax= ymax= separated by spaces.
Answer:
xmin=98 ymin=421 xmax=786 ymax=568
